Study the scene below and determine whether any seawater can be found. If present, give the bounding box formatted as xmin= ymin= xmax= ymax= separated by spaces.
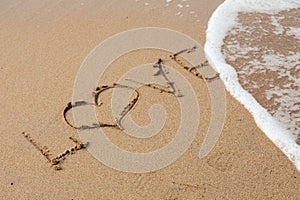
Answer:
xmin=205 ymin=0 xmax=300 ymax=171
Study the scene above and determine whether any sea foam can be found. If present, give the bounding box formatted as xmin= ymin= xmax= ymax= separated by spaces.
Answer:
xmin=205 ymin=0 xmax=300 ymax=171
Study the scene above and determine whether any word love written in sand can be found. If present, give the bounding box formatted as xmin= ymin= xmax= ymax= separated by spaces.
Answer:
xmin=21 ymin=48 xmax=219 ymax=171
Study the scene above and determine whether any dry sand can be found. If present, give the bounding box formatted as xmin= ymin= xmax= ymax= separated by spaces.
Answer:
xmin=0 ymin=0 xmax=299 ymax=199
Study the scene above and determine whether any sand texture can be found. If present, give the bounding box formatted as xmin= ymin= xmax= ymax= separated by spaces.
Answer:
xmin=0 ymin=0 xmax=299 ymax=199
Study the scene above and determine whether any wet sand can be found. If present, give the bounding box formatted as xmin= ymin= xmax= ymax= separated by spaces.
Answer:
xmin=0 ymin=0 xmax=299 ymax=199
xmin=222 ymin=8 xmax=300 ymax=139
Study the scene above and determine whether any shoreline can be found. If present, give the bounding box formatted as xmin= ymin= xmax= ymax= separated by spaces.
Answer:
xmin=205 ymin=0 xmax=300 ymax=171
xmin=1 ymin=0 xmax=299 ymax=199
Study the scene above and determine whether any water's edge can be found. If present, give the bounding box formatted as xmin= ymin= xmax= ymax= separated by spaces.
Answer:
xmin=204 ymin=0 xmax=300 ymax=171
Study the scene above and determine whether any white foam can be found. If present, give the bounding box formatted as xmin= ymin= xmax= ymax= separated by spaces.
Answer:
xmin=287 ymin=27 xmax=300 ymax=38
xmin=177 ymin=4 xmax=183 ymax=8
xmin=205 ymin=0 xmax=300 ymax=171
xmin=270 ymin=16 xmax=285 ymax=34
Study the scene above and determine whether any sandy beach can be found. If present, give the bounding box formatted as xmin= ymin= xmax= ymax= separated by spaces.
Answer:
xmin=0 ymin=0 xmax=299 ymax=199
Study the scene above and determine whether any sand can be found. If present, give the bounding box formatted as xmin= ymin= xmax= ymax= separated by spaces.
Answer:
xmin=0 ymin=0 xmax=299 ymax=199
